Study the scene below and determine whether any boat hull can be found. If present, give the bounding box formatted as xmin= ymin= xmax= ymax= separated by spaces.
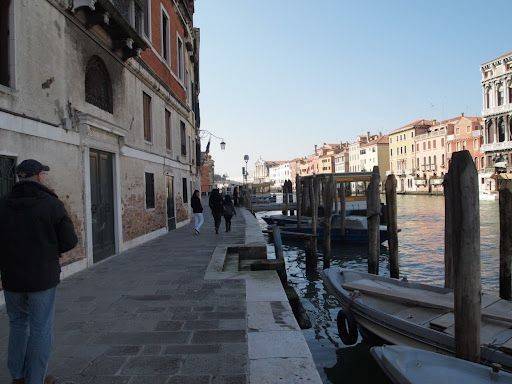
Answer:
xmin=322 ymin=268 xmax=512 ymax=371
xmin=277 ymin=225 xmax=390 ymax=244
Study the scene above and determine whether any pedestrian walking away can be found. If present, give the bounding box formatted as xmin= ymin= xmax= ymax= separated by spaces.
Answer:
xmin=208 ymin=188 xmax=223 ymax=234
xmin=0 ymin=159 xmax=78 ymax=384
xmin=223 ymin=194 xmax=236 ymax=232
xmin=191 ymin=189 xmax=204 ymax=235
xmin=233 ymin=186 xmax=239 ymax=207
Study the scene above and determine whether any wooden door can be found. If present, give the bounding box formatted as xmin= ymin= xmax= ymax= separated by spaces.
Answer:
xmin=89 ymin=149 xmax=115 ymax=262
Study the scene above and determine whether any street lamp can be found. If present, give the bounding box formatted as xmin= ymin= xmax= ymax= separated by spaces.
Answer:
xmin=243 ymin=155 xmax=249 ymax=185
xmin=199 ymin=129 xmax=226 ymax=151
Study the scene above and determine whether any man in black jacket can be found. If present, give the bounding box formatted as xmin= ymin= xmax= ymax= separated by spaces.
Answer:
xmin=0 ymin=159 xmax=78 ymax=384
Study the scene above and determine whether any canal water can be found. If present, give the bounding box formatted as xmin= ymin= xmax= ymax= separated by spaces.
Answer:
xmin=256 ymin=194 xmax=499 ymax=384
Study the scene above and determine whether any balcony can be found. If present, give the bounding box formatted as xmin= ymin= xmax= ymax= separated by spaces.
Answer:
xmin=481 ymin=141 xmax=512 ymax=152
xmin=482 ymin=103 xmax=512 ymax=117
xmin=70 ymin=0 xmax=148 ymax=60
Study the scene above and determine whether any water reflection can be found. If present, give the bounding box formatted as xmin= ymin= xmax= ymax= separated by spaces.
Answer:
xmin=257 ymin=194 xmax=499 ymax=384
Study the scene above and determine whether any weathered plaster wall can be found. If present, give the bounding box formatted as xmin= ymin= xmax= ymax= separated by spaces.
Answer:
xmin=121 ymin=156 xmax=166 ymax=241
xmin=0 ymin=129 xmax=86 ymax=265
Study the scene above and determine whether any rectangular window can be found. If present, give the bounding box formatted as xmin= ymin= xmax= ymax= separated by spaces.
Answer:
xmin=182 ymin=177 xmax=188 ymax=203
xmin=433 ymin=140 xmax=436 ymax=149
xmin=161 ymin=10 xmax=169 ymax=62
xmin=165 ymin=109 xmax=171 ymax=151
xmin=180 ymin=121 xmax=187 ymax=156
xmin=144 ymin=0 xmax=151 ymax=38
xmin=0 ymin=0 xmax=11 ymax=87
xmin=134 ymin=2 xmax=143 ymax=35
xmin=177 ymin=37 xmax=184 ymax=81
xmin=441 ymin=138 xmax=444 ymax=147
xmin=144 ymin=0 xmax=151 ymax=40
xmin=0 ymin=155 xmax=15 ymax=197
xmin=143 ymin=92 xmax=152 ymax=142
xmin=145 ymin=172 xmax=155 ymax=209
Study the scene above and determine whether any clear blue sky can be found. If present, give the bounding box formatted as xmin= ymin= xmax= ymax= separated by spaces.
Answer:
xmin=195 ymin=0 xmax=511 ymax=181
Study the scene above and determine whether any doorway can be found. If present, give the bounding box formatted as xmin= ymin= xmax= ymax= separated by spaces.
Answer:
xmin=89 ymin=149 xmax=115 ymax=262
xmin=166 ymin=175 xmax=176 ymax=230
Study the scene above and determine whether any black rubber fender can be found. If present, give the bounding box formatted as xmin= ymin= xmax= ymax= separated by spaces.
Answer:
xmin=336 ymin=309 xmax=358 ymax=345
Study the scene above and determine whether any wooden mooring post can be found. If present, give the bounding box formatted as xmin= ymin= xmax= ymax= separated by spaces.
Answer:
xmin=272 ymin=225 xmax=288 ymax=286
xmin=367 ymin=166 xmax=381 ymax=275
xmin=310 ymin=176 xmax=319 ymax=258
xmin=303 ymin=177 xmax=310 ymax=216
xmin=385 ymin=174 xmax=399 ymax=279
xmin=443 ymin=172 xmax=454 ymax=289
xmin=499 ymin=178 xmax=512 ymax=300
xmin=323 ymin=175 xmax=335 ymax=268
xmin=446 ymin=150 xmax=481 ymax=363
xmin=339 ymin=182 xmax=346 ymax=240
xmin=289 ymin=180 xmax=295 ymax=216
xmin=296 ymin=175 xmax=302 ymax=229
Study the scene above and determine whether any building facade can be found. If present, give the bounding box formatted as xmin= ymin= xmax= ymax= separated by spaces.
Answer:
xmin=268 ymin=161 xmax=290 ymax=190
xmin=253 ymin=157 xmax=269 ymax=183
xmin=200 ymin=152 xmax=214 ymax=194
xmin=481 ymin=51 xmax=512 ymax=191
xmin=334 ymin=144 xmax=349 ymax=173
xmin=389 ymin=119 xmax=433 ymax=192
xmin=359 ymin=135 xmax=389 ymax=181
xmin=0 ymin=0 xmax=200 ymax=279
xmin=413 ymin=123 xmax=449 ymax=193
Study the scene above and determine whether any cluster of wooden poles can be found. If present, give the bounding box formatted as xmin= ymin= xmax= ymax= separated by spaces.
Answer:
xmin=293 ymin=168 xmax=399 ymax=276
xmin=290 ymin=150 xmax=512 ymax=363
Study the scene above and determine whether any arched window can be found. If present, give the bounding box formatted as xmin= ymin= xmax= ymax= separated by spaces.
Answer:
xmin=487 ymin=120 xmax=493 ymax=143
xmin=498 ymin=117 xmax=506 ymax=142
xmin=486 ymin=87 xmax=491 ymax=108
xmin=498 ymin=85 xmax=504 ymax=106
xmin=509 ymin=84 xmax=512 ymax=104
xmin=85 ymin=56 xmax=113 ymax=113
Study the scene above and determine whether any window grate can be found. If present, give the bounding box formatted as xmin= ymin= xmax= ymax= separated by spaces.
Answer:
xmin=145 ymin=172 xmax=155 ymax=208
xmin=85 ymin=56 xmax=113 ymax=113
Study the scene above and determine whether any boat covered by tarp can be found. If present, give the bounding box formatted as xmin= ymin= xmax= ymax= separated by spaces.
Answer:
xmin=371 ymin=345 xmax=512 ymax=384
xmin=322 ymin=268 xmax=512 ymax=371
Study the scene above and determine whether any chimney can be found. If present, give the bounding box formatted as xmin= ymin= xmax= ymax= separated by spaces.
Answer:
xmin=314 ymin=144 xmax=317 ymax=153
xmin=367 ymin=131 xmax=370 ymax=140
xmin=461 ymin=112 xmax=465 ymax=117
xmin=379 ymin=131 xmax=382 ymax=136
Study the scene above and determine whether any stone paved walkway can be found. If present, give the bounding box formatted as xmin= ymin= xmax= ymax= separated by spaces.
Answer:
xmin=0 ymin=206 xmax=249 ymax=384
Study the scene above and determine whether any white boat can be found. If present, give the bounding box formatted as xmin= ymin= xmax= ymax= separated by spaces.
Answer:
xmin=322 ymin=268 xmax=512 ymax=370
xmin=371 ymin=345 xmax=512 ymax=384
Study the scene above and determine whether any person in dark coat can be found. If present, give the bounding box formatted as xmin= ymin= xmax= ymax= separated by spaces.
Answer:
xmin=191 ymin=189 xmax=204 ymax=235
xmin=208 ymin=188 xmax=223 ymax=234
xmin=222 ymin=194 xmax=236 ymax=232
xmin=233 ymin=186 xmax=239 ymax=207
xmin=0 ymin=159 xmax=78 ymax=384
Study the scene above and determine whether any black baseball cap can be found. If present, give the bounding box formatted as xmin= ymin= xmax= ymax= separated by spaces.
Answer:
xmin=16 ymin=159 xmax=50 ymax=178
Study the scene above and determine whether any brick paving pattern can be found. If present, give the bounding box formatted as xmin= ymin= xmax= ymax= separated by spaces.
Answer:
xmin=0 ymin=206 xmax=248 ymax=384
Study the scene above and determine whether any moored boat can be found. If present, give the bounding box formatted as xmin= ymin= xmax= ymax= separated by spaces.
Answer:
xmin=277 ymin=214 xmax=391 ymax=244
xmin=371 ymin=345 xmax=512 ymax=384
xmin=322 ymin=268 xmax=512 ymax=371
